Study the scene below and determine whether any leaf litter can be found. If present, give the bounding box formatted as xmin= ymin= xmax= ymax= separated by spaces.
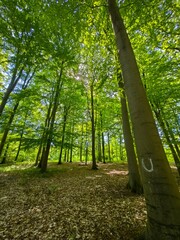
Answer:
xmin=0 ymin=162 xmax=179 ymax=240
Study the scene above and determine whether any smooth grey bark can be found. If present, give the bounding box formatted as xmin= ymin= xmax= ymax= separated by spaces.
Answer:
xmin=107 ymin=0 xmax=180 ymax=239
xmin=118 ymin=77 xmax=143 ymax=194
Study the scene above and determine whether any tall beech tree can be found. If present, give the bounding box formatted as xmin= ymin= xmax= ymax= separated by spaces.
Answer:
xmin=107 ymin=0 xmax=180 ymax=239
xmin=118 ymin=73 xmax=143 ymax=194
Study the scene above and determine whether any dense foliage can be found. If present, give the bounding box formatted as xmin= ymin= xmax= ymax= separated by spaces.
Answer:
xmin=0 ymin=0 xmax=179 ymax=167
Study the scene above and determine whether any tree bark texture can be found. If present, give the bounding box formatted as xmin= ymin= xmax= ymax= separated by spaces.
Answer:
xmin=118 ymin=77 xmax=143 ymax=194
xmin=107 ymin=0 xmax=180 ymax=239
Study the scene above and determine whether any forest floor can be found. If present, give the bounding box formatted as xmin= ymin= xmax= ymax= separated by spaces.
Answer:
xmin=0 ymin=162 xmax=179 ymax=240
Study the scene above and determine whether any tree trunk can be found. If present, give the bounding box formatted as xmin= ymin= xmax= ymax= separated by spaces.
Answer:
xmin=100 ymin=112 xmax=106 ymax=163
xmin=0 ymin=102 xmax=19 ymax=159
xmin=35 ymin=142 xmax=43 ymax=166
xmin=14 ymin=129 xmax=24 ymax=162
xmin=58 ymin=106 xmax=68 ymax=164
xmin=107 ymin=0 xmax=180 ymax=239
xmin=40 ymin=64 xmax=64 ymax=172
xmin=165 ymin=119 xmax=180 ymax=158
xmin=97 ymin=130 xmax=102 ymax=162
xmin=90 ymin=84 xmax=97 ymax=170
xmin=118 ymin=76 xmax=143 ymax=194
xmin=119 ymin=133 xmax=124 ymax=161
xmin=80 ymin=124 xmax=84 ymax=162
xmin=15 ymin=111 xmax=28 ymax=162
xmin=70 ymin=124 xmax=74 ymax=163
xmin=107 ymin=132 xmax=111 ymax=162
xmin=0 ymin=64 xmax=34 ymax=117
xmin=153 ymin=108 xmax=180 ymax=175
xmin=0 ymin=143 xmax=9 ymax=164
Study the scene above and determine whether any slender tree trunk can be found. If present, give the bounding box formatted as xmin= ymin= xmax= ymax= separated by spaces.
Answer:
xmin=90 ymin=84 xmax=97 ymax=170
xmin=80 ymin=124 xmax=84 ymax=162
xmin=0 ymin=102 xmax=19 ymax=159
xmin=70 ymin=124 xmax=74 ymax=163
xmin=119 ymin=133 xmax=124 ymax=161
xmin=70 ymin=144 xmax=73 ymax=163
xmin=58 ymin=106 xmax=68 ymax=164
xmin=67 ymin=148 xmax=70 ymax=162
xmin=14 ymin=129 xmax=24 ymax=162
xmin=35 ymin=142 xmax=43 ymax=166
xmin=165 ymin=119 xmax=180 ymax=158
xmin=14 ymin=111 xmax=28 ymax=162
xmin=108 ymin=0 xmax=180 ymax=239
xmin=154 ymin=109 xmax=180 ymax=175
xmin=118 ymin=77 xmax=143 ymax=193
xmin=100 ymin=112 xmax=105 ymax=163
xmin=107 ymin=132 xmax=111 ymax=162
xmin=64 ymin=149 xmax=67 ymax=162
xmin=0 ymin=143 xmax=9 ymax=164
xmin=80 ymin=142 xmax=83 ymax=162
xmin=97 ymin=130 xmax=102 ymax=162
xmin=40 ymin=64 xmax=64 ymax=172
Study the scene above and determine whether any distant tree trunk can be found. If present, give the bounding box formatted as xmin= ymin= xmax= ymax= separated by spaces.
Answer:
xmin=90 ymin=84 xmax=97 ymax=170
xmin=35 ymin=142 xmax=43 ymax=166
xmin=79 ymin=143 xmax=83 ymax=162
xmin=70 ymin=145 xmax=73 ymax=163
xmin=70 ymin=124 xmax=74 ymax=163
xmin=108 ymin=0 xmax=180 ymax=239
xmin=153 ymin=108 xmax=180 ymax=175
xmin=64 ymin=149 xmax=67 ymax=162
xmin=165 ymin=119 xmax=180 ymax=158
xmin=100 ymin=112 xmax=105 ymax=163
xmin=85 ymin=122 xmax=89 ymax=165
xmin=0 ymin=143 xmax=9 ymax=164
xmin=85 ymin=143 xmax=88 ymax=165
xmin=80 ymin=124 xmax=84 ymax=162
xmin=15 ymin=111 xmax=28 ymax=162
xmin=119 ymin=133 xmax=124 ymax=161
xmin=97 ymin=130 xmax=102 ymax=162
xmin=67 ymin=148 xmax=70 ymax=162
xmin=107 ymin=132 xmax=111 ymax=162
xmin=39 ymin=100 xmax=53 ymax=168
xmin=14 ymin=129 xmax=24 ymax=162
xmin=0 ymin=102 xmax=19 ymax=160
xmin=58 ymin=106 xmax=69 ymax=164
xmin=118 ymin=76 xmax=143 ymax=194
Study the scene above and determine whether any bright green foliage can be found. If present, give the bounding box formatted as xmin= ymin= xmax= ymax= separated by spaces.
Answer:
xmin=0 ymin=0 xmax=179 ymax=166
